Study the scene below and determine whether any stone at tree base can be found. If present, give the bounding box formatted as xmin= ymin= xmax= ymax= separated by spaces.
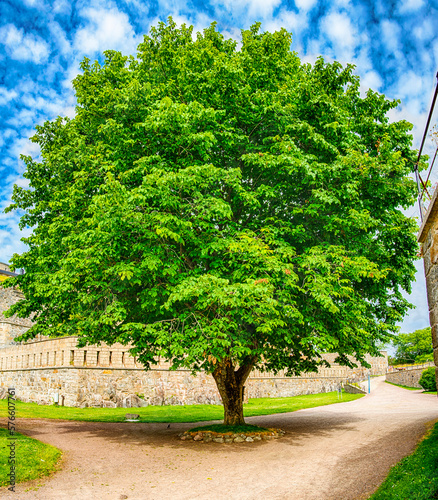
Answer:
xmin=124 ymin=413 xmax=140 ymax=420
xmin=179 ymin=427 xmax=285 ymax=443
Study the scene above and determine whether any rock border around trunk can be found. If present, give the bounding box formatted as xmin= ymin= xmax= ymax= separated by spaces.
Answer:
xmin=178 ymin=428 xmax=285 ymax=443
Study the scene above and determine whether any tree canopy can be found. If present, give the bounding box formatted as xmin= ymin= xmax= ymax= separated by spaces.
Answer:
xmin=390 ymin=327 xmax=433 ymax=365
xmin=5 ymin=20 xmax=420 ymax=424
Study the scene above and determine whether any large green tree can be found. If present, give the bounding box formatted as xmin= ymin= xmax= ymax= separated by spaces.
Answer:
xmin=390 ymin=327 xmax=433 ymax=365
xmin=5 ymin=21 xmax=420 ymax=425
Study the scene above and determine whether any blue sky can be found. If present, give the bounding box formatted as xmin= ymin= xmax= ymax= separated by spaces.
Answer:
xmin=0 ymin=0 xmax=437 ymax=335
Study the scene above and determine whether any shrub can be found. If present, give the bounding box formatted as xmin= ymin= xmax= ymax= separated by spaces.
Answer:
xmin=418 ymin=367 xmax=437 ymax=392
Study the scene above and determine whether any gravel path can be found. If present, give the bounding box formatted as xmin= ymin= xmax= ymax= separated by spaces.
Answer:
xmin=1 ymin=376 xmax=437 ymax=500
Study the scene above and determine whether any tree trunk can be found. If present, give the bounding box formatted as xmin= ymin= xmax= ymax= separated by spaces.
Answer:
xmin=212 ymin=358 xmax=255 ymax=426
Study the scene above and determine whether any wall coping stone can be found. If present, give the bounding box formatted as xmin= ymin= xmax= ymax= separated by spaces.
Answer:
xmin=0 ymin=366 xmax=192 ymax=373
xmin=0 ymin=321 xmax=34 ymax=328
xmin=1 ymin=335 xmax=85 ymax=345
xmin=0 ymin=366 xmax=365 ymax=379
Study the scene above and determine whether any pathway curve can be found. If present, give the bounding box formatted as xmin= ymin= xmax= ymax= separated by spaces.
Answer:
xmin=1 ymin=376 xmax=437 ymax=500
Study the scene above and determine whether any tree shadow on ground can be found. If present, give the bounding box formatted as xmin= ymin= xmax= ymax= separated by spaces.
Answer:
xmin=0 ymin=409 xmax=367 ymax=455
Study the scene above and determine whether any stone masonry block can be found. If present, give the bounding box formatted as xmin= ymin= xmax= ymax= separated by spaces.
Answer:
xmin=434 ymin=347 xmax=438 ymax=367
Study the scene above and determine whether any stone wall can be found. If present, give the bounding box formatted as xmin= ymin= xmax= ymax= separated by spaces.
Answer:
xmin=343 ymin=383 xmax=367 ymax=394
xmin=385 ymin=363 xmax=434 ymax=388
xmin=0 ymin=286 xmax=33 ymax=347
xmin=0 ymin=336 xmax=387 ymax=374
xmin=0 ymin=367 xmax=222 ymax=407
xmin=0 ymin=270 xmax=389 ymax=407
xmin=0 ymin=366 xmax=372 ymax=408
xmin=0 ymin=336 xmax=150 ymax=371
xmin=0 ymin=334 xmax=388 ymax=407
xmin=418 ymin=188 xmax=438 ymax=390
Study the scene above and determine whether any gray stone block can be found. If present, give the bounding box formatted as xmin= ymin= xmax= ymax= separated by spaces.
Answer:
xmin=125 ymin=413 xmax=140 ymax=420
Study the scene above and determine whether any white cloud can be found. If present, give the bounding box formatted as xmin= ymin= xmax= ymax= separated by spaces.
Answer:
xmin=143 ymin=13 xmax=217 ymax=45
xmin=398 ymin=0 xmax=424 ymax=14
xmin=61 ymin=60 xmax=83 ymax=90
xmin=380 ymin=19 xmax=401 ymax=53
xmin=0 ymin=24 xmax=50 ymax=64
xmin=432 ymin=38 xmax=438 ymax=71
xmin=0 ymin=165 xmax=34 ymax=264
xmin=221 ymin=27 xmax=242 ymax=43
xmin=49 ymin=22 xmax=71 ymax=55
xmin=396 ymin=70 xmax=427 ymax=101
xmin=304 ymin=38 xmax=325 ymax=61
xmin=264 ymin=9 xmax=305 ymax=35
xmin=21 ymin=0 xmax=41 ymax=6
xmin=397 ymin=260 xmax=429 ymax=333
xmin=74 ymin=7 xmax=142 ymax=56
xmin=321 ymin=12 xmax=356 ymax=57
xmin=210 ymin=0 xmax=282 ymax=19
xmin=7 ymin=132 xmax=41 ymax=167
xmin=360 ymin=70 xmax=383 ymax=92
xmin=0 ymin=88 xmax=18 ymax=106
xmin=145 ymin=0 xmax=190 ymax=15
xmin=0 ymin=210 xmax=32 ymax=265
xmin=413 ymin=19 xmax=434 ymax=41
xmin=6 ymin=109 xmax=41 ymax=129
xmin=124 ymin=0 xmax=150 ymax=17
xmin=20 ymin=94 xmax=67 ymax=116
xmin=53 ymin=0 xmax=72 ymax=15
xmin=294 ymin=0 xmax=317 ymax=12
xmin=3 ymin=81 xmax=76 ymax=130
xmin=387 ymin=103 xmax=430 ymax=156
xmin=1 ymin=129 xmax=18 ymax=141
xmin=172 ymin=13 xmax=215 ymax=39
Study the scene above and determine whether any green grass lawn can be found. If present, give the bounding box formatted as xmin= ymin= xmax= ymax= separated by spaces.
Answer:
xmin=385 ymin=381 xmax=422 ymax=391
xmin=0 ymin=391 xmax=363 ymax=423
xmin=385 ymin=381 xmax=437 ymax=395
xmin=369 ymin=421 xmax=438 ymax=499
xmin=0 ymin=428 xmax=62 ymax=487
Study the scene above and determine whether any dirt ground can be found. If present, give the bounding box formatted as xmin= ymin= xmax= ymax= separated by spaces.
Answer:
xmin=1 ymin=376 xmax=437 ymax=500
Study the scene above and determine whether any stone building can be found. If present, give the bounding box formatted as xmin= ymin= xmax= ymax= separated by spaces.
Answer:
xmin=417 ymin=189 xmax=438 ymax=390
xmin=0 ymin=263 xmax=33 ymax=347
xmin=0 ymin=262 xmax=388 ymax=407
